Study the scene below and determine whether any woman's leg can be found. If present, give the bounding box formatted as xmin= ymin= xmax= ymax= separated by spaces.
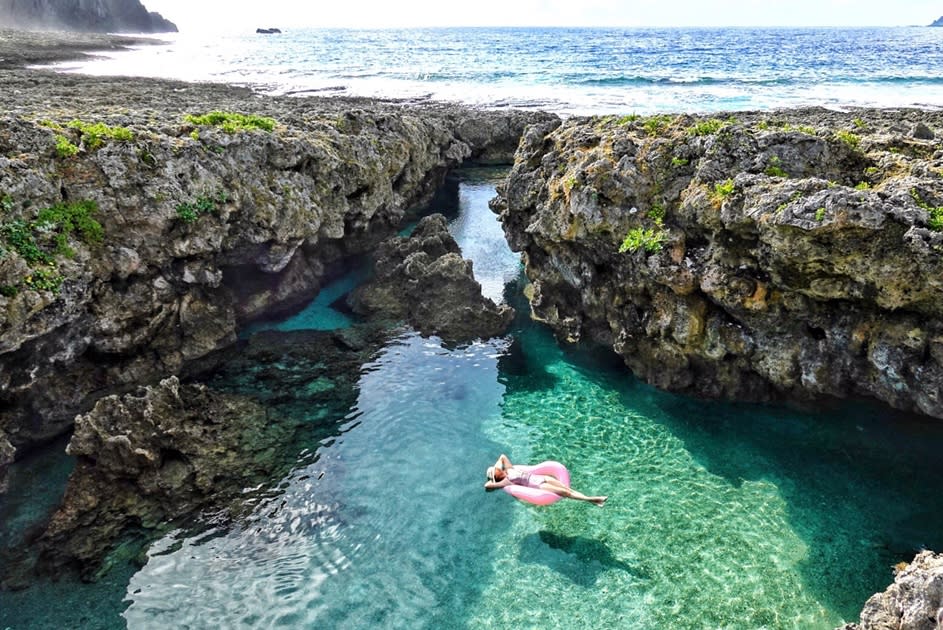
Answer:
xmin=539 ymin=479 xmax=607 ymax=506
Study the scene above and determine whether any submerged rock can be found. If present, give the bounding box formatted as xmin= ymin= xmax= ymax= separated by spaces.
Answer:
xmin=347 ymin=213 xmax=514 ymax=344
xmin=840 ymin=550 xmax=943 ymax=630
xmin=494 ymin=109 xmax=943 ymax=418
xmin=1 ymin=376 xmax=286 ymax=584
xmin=1 ymin=324 xmax=386 ymax=585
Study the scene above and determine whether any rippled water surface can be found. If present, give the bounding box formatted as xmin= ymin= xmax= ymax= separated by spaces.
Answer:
xmin=53 ymin=27 xmax=943 ymax=113
xmin=2 ymin=169 xmax=943 ymax=629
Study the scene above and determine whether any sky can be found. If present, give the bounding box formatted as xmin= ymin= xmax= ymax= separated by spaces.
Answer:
xmin=142 ymin=0 xmax=942 ymax=32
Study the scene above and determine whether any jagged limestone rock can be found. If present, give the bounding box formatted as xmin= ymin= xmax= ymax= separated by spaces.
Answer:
xmin=839 ymin=550 xmax=943 ymax=630
xmin=348 ymin=213 xmax=514 ymax=344
xmin=494 ymin=109 xmax=943 ymax=417
xmin=0 ymin=65 xmax=555 ymax=475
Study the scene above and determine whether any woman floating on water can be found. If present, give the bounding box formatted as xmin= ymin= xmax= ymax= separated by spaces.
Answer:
xmin=484 ymin=454 xmax=607 ymax=507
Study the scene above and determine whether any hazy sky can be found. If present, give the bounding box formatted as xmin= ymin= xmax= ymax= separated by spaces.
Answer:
xmin=144 ymin=0 xmax=941 ymax=32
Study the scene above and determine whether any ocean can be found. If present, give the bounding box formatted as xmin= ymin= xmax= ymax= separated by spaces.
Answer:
xmin=49 ymin=26 xmax=943 ymax=114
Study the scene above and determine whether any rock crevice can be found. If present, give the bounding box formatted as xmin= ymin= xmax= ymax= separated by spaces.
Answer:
xmin=0 ymin=68 xmax=555 ymax=480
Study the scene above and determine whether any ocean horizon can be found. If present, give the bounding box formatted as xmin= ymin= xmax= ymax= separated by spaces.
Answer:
xmin=45 ymin=26 xmax=943 ymax=115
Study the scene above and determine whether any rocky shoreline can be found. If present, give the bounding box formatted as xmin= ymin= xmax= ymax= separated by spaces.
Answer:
xmin=493 ymin=109 xmax=943 ymax=419
xmin=0 ymin=29 xmax=940 ymax=630
xmin=0 ymin=35 xmax=553 ymax=462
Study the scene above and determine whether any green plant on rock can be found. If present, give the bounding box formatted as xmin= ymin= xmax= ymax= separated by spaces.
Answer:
xmin=835 ymin=130 xmax=860 ymax=150
xmin=23 ymin=266 xmax=64 ymax=293
xmin=764 ymin=156 xmax=788 ymax=178
xmin=712 ymin=178 xmax=735 ymax=202
xmin=853 ymin=117 xmax=868 ymax=130
xmin=671 ymin=156 xmax=689 ymax=167
xmin=54 ymin=134 xmax=79 ymax=158
xmin=2 ymin=219 xmax=51 ymax=265
xmin=855 ymin=181 xmax=871 ymax=191
xmin=616 ymin=114 xmax=640 ymax=125
xmin=647 ymin=203 xmax=666 ymax=225
xmin=38 ymin=119 xmax=63 ymax=131
xmin=184 ymin=111 xmax=277 ymax=133
xmin=66 ymin=120 xmax=134 ymax=149
xmin=35 ymin=200 xmax=104 ymax=256
xmin=910 ymin=188 xmax=943 ymax=231
xmin=1 ymin=194 xmax=13 ymax=213
xmin=686 ymin=118 xmax=727 ymax=137
xmin=815 ymin=207 xmax=826 ymax=221
xmin=0 ymin=200 xmax=102 ymax=294
xmin=643 ymin=114 xmax=675 ymax=137
xmin=176 ymin=189 xmax=229 ymax=224
xmin=619 ymin=227 xmax=666 ymax=254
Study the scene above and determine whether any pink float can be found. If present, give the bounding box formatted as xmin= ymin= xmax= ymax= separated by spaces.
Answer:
xmin=502 ymin=460 xmax=571 ymax=506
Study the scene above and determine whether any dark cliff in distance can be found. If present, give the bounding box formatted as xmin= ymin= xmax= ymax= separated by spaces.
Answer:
xmin=930 ymin=16 xmax=943 ymax=26
xmin=0 ymin=0 xmax=177 ymax=33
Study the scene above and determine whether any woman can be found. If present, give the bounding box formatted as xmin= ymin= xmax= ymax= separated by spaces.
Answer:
xmin=484 ymin=453 xmax=607 ymax=507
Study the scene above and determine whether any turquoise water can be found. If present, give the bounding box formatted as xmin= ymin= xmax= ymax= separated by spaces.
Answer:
xmin=3 ymin=169 xmax=943 ymax=628
xmin=57 ymin=27 xmax=943 ymax=114
xmin=241 ymin=264 xmax=369 ymax=336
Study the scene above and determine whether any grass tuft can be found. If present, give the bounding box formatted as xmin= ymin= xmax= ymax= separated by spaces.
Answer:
xmin=184 ymin=111 xmax=277 ymax=133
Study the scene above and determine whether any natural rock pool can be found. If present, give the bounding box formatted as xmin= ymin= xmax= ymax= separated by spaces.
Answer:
xmin=2 ymin=168 xmax=943 ymax=629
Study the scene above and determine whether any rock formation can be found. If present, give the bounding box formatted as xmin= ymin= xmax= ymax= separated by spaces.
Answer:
xmin=930 ymin=16 xmax=943 ymax=27
xmin=1 ymin=323 xmax=388 ymax=584
xmin=839 ymin=550 xmax=943 ymax=630
xmin=348 ymin=213 xmax=514 ymax=344
xmin=0 ymin=64 xmax=556 ymax=489
xmin=493 ymin=109 xmax=943 ymax=418
xmin=0 ymin=0 xmax=177 ymax=33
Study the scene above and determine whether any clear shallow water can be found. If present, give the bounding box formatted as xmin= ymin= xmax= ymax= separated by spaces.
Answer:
xmin=51 ymin=27 xmax=943 ymax=114
xmin=3 ymin=170 xmax=943 ymax=629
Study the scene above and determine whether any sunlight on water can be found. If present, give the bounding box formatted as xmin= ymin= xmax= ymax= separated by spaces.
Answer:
xmin=44 ymin=28 xmax=943 ymax=114
xmin=123 ymin=334 xmax=511 ymax=628
xmin=475 ymin=336 xmax=830 ymax=629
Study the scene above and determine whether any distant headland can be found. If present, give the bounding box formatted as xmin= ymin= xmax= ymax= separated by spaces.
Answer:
xmin=0 ymin=0 xmax=177 ymax=33
xmin=930 ymin=16 xmax=943 ymax=26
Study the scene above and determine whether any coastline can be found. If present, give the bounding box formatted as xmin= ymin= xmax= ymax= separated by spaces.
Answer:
xmin=1 ymin=28 xmax=942 ymax=630
xmin=0 ymin=29 xmax=163 ymax=69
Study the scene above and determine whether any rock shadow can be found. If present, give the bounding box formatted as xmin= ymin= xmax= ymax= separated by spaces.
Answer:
xmin=518 ymin=530 xmax=649 ymax=588
xmin=497 ymin=336 xmax=559 ymax=393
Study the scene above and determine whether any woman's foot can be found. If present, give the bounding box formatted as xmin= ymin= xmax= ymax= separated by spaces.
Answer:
xmin=591 ymin=496 xmax=607 ymax=507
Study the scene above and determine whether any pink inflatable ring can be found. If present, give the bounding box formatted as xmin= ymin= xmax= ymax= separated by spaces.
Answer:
xmin=502 ymin=461 xmax=571 ymax=506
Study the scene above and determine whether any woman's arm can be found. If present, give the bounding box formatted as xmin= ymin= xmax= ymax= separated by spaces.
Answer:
xmin=496 ymin=454 xmax=512 ymax=470
xmin=484 ymin=478 xmax=511 ymax=491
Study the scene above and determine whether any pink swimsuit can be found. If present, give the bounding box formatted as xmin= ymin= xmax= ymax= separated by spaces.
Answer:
xmin=507 ymin=468 xmax=547 ymax=489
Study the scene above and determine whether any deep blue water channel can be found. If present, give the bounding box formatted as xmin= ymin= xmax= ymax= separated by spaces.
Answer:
xmin=2 ymin=168 xmax=943 ymax=628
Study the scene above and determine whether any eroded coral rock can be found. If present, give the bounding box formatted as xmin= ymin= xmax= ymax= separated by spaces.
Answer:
xmin=494 ymin=109 xmax=943 ymax=417
xmin=0 ymin=70 xmax=553 ymax=463
xmin=840 ymin=550 xmax=943 ymax=630
xmin=348 ymin=213 xmax=514 ymax=344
